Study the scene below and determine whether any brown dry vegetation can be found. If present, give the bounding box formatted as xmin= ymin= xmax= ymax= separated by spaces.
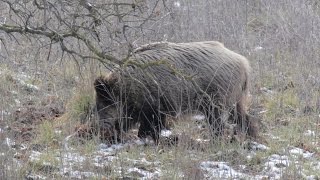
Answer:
xmin=1 ymin=0 xmax=320 ymax=179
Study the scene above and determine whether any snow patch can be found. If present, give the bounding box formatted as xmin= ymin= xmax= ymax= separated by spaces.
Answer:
xmin=62 ymin=152 xmax=86 ymax=164
xmin=14 ymin=99 xmax=21 ymax=106
xmin=200 ymin=161 xmax=249 ymax=179
xmin=62 ymin=170 xmax=98 ymax=179
xmin=127 ymin=167 xmax=161 ymax=179
xmin=173 ymin=1 xmax=181 ymax=8
xmin=98 ymin=143 xmax=126 ymax=153
xmin=304 ymin=130 xmax=316 ymax=137
xmin=161 ymin=129 xmax=172 ymax=137
xmin=29 ymin=151 xmax=42 ymax=162
xmin=289 ymin=147 xmax=313 ymax=159
xmin=93 ymin=155 xmax=116 ymax=167
xmin=254 ymin=46 xmax=264 ymax=51
xmin=262 ymin=154 xmax=290 ymax=179
xmin=5 ymin=137 xmax=15 ymax=147
xmin=193 ymin=114 xmax=205 ymax=121
xmin=305 ymin=174 xmax=319 ymax=180
xmin=25 ymin=174 xmax=47 ymax=180
xmin=250 ymin=142 xmax=269 ymax=151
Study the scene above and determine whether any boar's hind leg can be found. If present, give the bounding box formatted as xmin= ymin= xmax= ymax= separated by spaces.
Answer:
xmin=229 ymin=103 xmax=257 ymax=138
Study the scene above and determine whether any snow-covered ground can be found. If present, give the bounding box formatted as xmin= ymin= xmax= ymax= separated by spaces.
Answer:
xmin=2 ymin=129 xmax=320 ymax=179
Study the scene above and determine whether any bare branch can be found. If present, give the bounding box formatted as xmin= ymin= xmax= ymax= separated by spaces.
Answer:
xmin=0 ymin=0 xmax=171 ymax=67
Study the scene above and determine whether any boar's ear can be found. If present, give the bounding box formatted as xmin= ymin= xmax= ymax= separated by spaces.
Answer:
xmin=105 ymin=73 xmax=120 ymax=85
xmin=94 ymin=73 xmax=119 ymax=93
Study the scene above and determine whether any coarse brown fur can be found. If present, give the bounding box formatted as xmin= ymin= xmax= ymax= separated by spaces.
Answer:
xmin=94 ymin=41 xmax=257 ymax=142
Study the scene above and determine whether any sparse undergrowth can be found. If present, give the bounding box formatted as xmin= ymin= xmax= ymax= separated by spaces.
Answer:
xmin=1 ymin=1 xmax=320 ymax=179
xmin=3 ymin=82 xmax=320 ymax=179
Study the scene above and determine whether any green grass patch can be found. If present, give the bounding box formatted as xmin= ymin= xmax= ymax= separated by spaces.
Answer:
xmin=263 ymin=89 xmax=299 ymax=121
